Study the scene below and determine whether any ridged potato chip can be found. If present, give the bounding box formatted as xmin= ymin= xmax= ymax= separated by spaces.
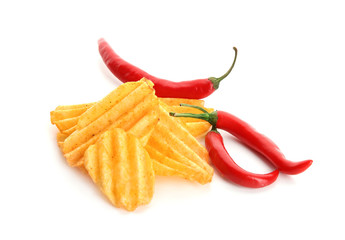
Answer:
xmin=146 ymin=105 xmax=213 ymax=184
xmin=53 ymin=117 xmax=78 ymax=133
xmin=57 ymin=132 xmax=68 ymax=150
xmin=158 ymin=97 xmax=205 ymax=107
xmin=51 ymin=98 xmax=213 ymax=138
xmin=55 ymin=102 xmax=96 ymax=111
xmin=62 ymin=78 xmax=159 ymax=167
xmin=51 ymin=103 xmax=95 ymax=134
xmin=159 ymin=101 xmax=213 ymax=138
xmin=84 ymin=128 xmax=154 ymax=211
xmin=184 ymin=122 xmax=212 ymax=138
xmin=51 ymin=98 xmax=208 ymax=131
xmin=50 ymin=78 xmax=216 ymax=211
xmin=50 ymin=103 xmax=95 ymax=122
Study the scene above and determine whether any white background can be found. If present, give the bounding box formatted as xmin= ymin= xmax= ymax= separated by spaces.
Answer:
xmin=0 ymin=1 xmax=344 ymax=239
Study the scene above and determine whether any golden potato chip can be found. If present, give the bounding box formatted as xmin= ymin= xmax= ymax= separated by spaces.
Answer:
xmin=51 ymin=103 xmax=95 ymax=126
xmin=84 ymin=128 xmax=154 ymax=211
xmin=61 ymin=125 xmax=77 ymax=136
xmin=56 ymin=132 xmax=68 ymax=150
xmin=52 ymin=98 xmax=198 ymax=118
xmin=51 ymin=97 xmax=212 ymax=138
xmin=52 ymin=97 xmax=203 ymax=123
xmin=50 ymin=108 xmax=88 ymax=124
xmin=185 ymin=122 xmax=212 ymax=138
xmin=145 ymin=105 xmax=213 ymax=184
xmin=159 ymin=101 xmax=213 ymax=138
xmin=158 ymin=97 xmax=205 ymax=107
xmin=76 ymin=82 xmax=142 ymax=130
xmin=147 ymin=145 xmax=208 ymax=182
xmin=62 ymin=78 xmax=159 ymax=167
xmin=53 ymin=117 xmax=79 ymax=133
xmin=55 ymin=102 xmax=96 ymax=111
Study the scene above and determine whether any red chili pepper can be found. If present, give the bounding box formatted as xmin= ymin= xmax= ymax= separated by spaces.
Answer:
xmin=98 ymin=38 xmax=237 ymax=99
xmin=170 ymin=105 xmax=280 ymax=188
xmin=171 ymin=105 xmax=313 ymax=176
xmin=205 ymin=131 xmax=279 ymax=188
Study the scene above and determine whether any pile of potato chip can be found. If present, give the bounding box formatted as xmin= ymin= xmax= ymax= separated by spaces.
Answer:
xmin=50 ymin=78 xmax=214 ymax=211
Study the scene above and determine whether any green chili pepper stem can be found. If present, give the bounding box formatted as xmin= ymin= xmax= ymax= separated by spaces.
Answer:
xmin=179 ymin=103 xmax=209 ymax=113
xmin=169 ymin=104 xmax=218 ymax=128
xmin=209 ymin=125 xmax=220 ymax=134
xmin=169 ymin=112 xmax=210 ymax=121
xmin=209 ymin=47 xmax=237 ymax=90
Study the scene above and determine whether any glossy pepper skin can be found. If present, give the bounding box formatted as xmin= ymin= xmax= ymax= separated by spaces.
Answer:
xmin=172 ymin=106 xmax=313 ymax=175
xmin=98 ymin=38 xmax=237 ymax=99
xmin=206 ymin=130 xmax=279 ymax=188
xmin=216 ymin=111 xmax=313 ymax=175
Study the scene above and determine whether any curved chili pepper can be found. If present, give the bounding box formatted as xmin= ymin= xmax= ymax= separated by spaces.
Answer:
xmin=170 ymin=105 xmax=279 ymax=188
xmin=98 ymin=38 xmax=237 ymax=99
xmin=171 ymin=105 xmax=313 ymax=175
xmin=205 ymin=130 xmax=279 ymax=188
xmin=216 ymin=111 xmax=313 ymax=175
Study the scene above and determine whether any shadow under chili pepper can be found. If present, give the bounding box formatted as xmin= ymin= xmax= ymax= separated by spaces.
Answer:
xmin=274 ymin=173 xmax=296 ymax=185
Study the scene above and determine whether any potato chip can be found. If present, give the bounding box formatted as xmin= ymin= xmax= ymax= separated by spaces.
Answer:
xmin=53 ymin=117 xmax=79 ymax=133
xmin=56 ymin=132 xmax=68 ymax=150
xmin=159 ymin=100 xmax=213 ymax=138
xmin=51 ymin=98 xmax=206 ymax=124
xmin=147 ymin=145 xmax=208 ymax=182
xmin=61 ymin=125 xmax=77 ymax=136
xmin=55 ymin=102 xmax=96 ymax=111
xmin=51 ymin=97 xmax=213 ymax=138
xmin=84 ymin=128 xmax=154 ymax=211
xmin=62 ymin=78 xmax=159 ymax=167
xmin=158 ymin=97 xmax=205 ymax=107
xmin=145 ymin=105 xmax=213 ymax=184
xmin=51 ymin=102 xmax=95 ymax=126
xmin=76 ymin=81 xmax=144 ymax=130
xmin=185 ymin=122 xmax=212 ymax=138
xmin=50 ymin=103 xmax=95 ymax=135
xmin=50 ymin=107 xmax=88 ymax=124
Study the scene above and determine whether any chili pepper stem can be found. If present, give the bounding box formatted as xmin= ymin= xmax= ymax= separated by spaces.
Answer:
xmin=209 ymin=47 xmax=238 ymax=90
xmin=179 ymin=103 xmax=209 ymax=113
xmin=210 ymin=126 xmax=220 ymax=133
xmin=169 ymin=112 xmax=210 ymax=121
xmin=169 ymin=104 xmax=218 ymax=128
